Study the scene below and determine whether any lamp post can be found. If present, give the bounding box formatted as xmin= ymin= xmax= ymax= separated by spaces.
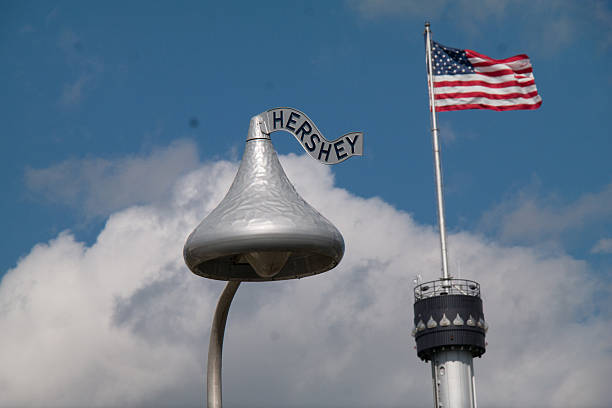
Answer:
xmin=183 ymin=108 xmax=363 ymax=408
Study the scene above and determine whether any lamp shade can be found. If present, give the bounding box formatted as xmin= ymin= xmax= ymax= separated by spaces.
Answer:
xmin=183 ymin=115 xmax=344 ymax=281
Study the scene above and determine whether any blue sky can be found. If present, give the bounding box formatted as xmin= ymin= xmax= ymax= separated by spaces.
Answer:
xmin=1 ymin=1 xmax=611 ymax=407
xmin=2 ymin=1 xmax=611 ymax=273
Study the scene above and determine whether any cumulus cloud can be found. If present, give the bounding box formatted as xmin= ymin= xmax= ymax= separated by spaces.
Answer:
xmin=349 ymin=0 xmax=568 ymax=22
xmin=349 ymin=0 xmax=545 ymax=20
xmin=20 ymin=24 xmax=36 ymax=34
xmin=478 ymin=181 xmax=612 ymax=248
xmin=25 ymin=140 xmax=200 ymax=217
xmin=348 ymin=0 xmax=449 ymax=19
xmin=57 ymin=29 xmax=104 ymax=107
xmin=591 ymin=238 xmax=612 ymax=254
xmin=2 ymin=148 xmax=611 ymax=407
xmin=348 ymin=0 xmax=609 ymax=54
xmin=59 ymin=72 xmax=95 ymax=106
xmin=594 ymin=0 xmax=612 ymax=51
xmin=438 ymin=120 xmax=475 ymax=146
xmin=60 ymin=74 xmax=89 ymax=106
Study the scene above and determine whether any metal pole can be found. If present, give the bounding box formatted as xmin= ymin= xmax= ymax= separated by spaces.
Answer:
xmin=431 ymin=350 xmax=477 ymax=408
xmin=424 ymin=22 xmax=450 ymax=280
xmin=207 ymin=281 xmax=241 ymax=408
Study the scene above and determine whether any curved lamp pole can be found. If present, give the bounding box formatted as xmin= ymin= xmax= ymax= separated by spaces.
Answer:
xmin=207 ymin=281 xmax=240 ymax=408
xmin=183 ymin=108 xmax=364 ymax=408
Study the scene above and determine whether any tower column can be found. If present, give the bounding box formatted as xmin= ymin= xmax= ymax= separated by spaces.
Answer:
xmin=413 ymin=278 xmax=487 ymax=408
xmin=431 ymin=350 xmax=476 ymax=408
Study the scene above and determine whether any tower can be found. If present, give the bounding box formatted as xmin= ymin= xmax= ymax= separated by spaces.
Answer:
xmin=417 ymin=22 xmax=489 ymax=408
xmin=413 ymin=278 xmax=487 ymax=407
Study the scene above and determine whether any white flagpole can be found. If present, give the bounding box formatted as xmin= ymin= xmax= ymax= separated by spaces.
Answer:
xmin=424 ymin=22 xmax=450 ymax=280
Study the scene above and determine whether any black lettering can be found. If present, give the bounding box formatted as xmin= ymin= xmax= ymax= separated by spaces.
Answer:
xmin=305 ymin=134 xmax=320 ymax=152
xmin=286 ymin=111 xmax=300 ymax=131
xmin=317 ymin=142 xmax=331 ymax=162
xmin=295 ymin=120 xmax=312 ymax=142
xmin=334 ymin=140 xmax=347 ymax=160
xmin=346 ymin=134 xmax=360 ymax=154
xmin=273 ymin=110 xmax=284 ymax=129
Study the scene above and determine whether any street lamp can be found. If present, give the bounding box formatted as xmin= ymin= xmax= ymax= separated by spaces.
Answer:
xmin=183 ymin=108 xmax=363 ymax=408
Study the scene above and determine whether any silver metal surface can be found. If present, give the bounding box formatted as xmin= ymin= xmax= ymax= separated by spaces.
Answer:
xmin=258 ymin=107 xmax=363 ymax=165
xmin=183 ymin=114 xmax=345 ymax=281
xmin=431 ymin=350 xmax=476 ymax=408
xmin=207 ymin=281 xmax=240 ymax=408
xmin=425 ymin=22 xmax=450 ymax=280
xmin=185 ymin=110 xmax=357 ymax=408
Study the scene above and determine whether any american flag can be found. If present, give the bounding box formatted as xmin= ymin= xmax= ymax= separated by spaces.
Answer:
xmin=430 ymin=41 xmax=542 ymax=112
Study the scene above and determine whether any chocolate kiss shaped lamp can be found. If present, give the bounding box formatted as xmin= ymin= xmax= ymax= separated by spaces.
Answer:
xmin=183 ymin=108 xmax=363 ymax=408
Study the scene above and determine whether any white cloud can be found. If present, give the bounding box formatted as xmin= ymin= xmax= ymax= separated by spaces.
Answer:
xmin=348 ymin=0 xmax=533 ymax=20
xmin=45 ymin=7 xmax=58 ymax=26
xmin=348 ymin=0 xmax=609 ymax=54
xmin=478 ymin=181 xmax=612 ymax=247
xmin=60 ymin=74 xmax=91 ymax=106
xmin=20 ymin=24 xmax=36 ymax=34
xmin=438 ymin=120 xmax=474 ymax=145
xmin=349 ymin=0 xmax=567 ymax=21
xmin=594 ymin=0 xmax=612 ymax=51
xmin=57 ymin=29 xmax=104 ymax=107
xmin=25 ymin=140 xmax=201 ymax=217
xmin=2 ymin=148 xmax=611 ymax=407
xmin=591 ymin=238 xmax=612 ymax=254
xmin=348 ymin=0 xmax=450 ymax=19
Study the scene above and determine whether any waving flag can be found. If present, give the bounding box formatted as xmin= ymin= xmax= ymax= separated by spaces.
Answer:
xmin=430 ymin=41 xmax=542 ymax=111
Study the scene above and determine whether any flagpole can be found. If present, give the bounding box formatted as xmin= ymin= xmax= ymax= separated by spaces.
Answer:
xmin=424 ymin=22 xmax=450 ymax=281
xmin=415 ymin=24 xmax=488 ymax=408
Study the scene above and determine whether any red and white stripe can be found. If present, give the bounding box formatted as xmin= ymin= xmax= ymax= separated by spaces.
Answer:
xmin=433 ymin=49 xmax=542 ymax=112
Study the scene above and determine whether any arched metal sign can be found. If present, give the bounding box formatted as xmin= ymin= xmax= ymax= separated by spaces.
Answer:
xmin=258 ymin=107 xmax=364 ymax=165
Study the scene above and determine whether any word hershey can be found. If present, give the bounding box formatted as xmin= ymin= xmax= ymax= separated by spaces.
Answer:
xmin=265 ymin=108 xmax=363 ymax=165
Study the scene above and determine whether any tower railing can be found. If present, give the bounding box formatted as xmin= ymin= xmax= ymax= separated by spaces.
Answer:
xmin=414 ymin=278 xmax=480 ymax=301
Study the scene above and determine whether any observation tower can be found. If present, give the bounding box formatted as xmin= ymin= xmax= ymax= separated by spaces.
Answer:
xmin=412 ymin=278 xmax=487 ymax=407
